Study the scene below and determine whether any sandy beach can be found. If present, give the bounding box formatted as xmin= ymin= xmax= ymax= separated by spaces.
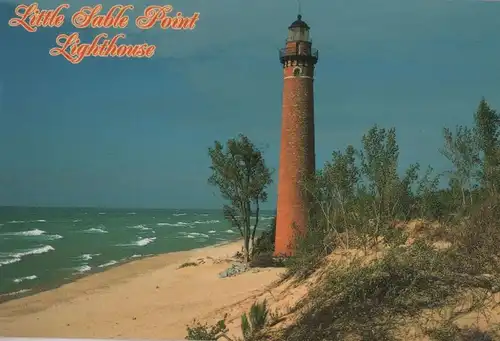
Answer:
xmin=0 ymin=241 xmax=287 ymax=340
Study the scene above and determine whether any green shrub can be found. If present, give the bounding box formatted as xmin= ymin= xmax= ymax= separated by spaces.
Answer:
xmin=178 ymin=262 xmax=199 ymax=269
xmin=252 ymin=217 xmax=276 ymax=257
xmin=186 ymin=317 xmax=229 ymax=340
xmin=241 ymin=300 xmax=269 ymax=340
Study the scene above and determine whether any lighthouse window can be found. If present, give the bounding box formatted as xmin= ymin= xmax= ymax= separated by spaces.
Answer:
xmin=293 ymin=67 xmax=301 ymax=76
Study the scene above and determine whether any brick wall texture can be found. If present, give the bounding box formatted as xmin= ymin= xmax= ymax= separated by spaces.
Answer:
xmin=274 ymin=63 xmax=316 ymax=256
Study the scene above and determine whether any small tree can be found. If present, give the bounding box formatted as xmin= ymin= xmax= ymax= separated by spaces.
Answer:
xmin=208 ymin=134 xmax=273 ymax=264
xmin=473 ymin=97 xmax=500 ymax=196
xmin=440 ymin=125 xmax=480 ymax=209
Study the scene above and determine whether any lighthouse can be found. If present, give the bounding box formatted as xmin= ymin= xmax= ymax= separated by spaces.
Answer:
xmin=274 ymin=14 xmax=318 ymax=256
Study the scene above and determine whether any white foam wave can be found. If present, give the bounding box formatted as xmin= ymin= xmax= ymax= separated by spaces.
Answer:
xmin=118 ymin=236 xmax=156 ymax=247
xmin=193 ymin=220 xmax=220 ymax=225
xmin=173 ymin=213 xmax=187 ymax=216
xmin=13 ymin=275 xmax=37 ymax=283
xmin=10 ymin=245 xmax=55 ymax=258
xmin=78 ymin=253 xmax=100 ymax=261
xmin=225 ymin=229 xmax=235 ymax=233
xmin=98 ymin=212 xmax=106 ymax=215
xmin=83 ymin=227 xmax=108 ymax=233
xmin=157 ymin=219 xmax=220 ymax=227
xmin=179 ymin=232 xmax=209 ymax=239
xmin=31 ymin=219 xmax=46 ymax=223
xmin=130 ymin=254 xmax=142 ymax=258
xmin=0 ymin=257 xmax=21 ymax=267
xmin=1 ymin=289 xmax=31 ymax=297
xmin=7 ymin=220 xmax=25 ymax=224
xmin=2 ymin=228 xmax=46 ymax=236
xmin=127 ymin=212 xmax=136 ymax=215
xmin=128 ymin=224 xmax=152 ymax=231
xmin=0 ymin=229 xmax=63 ymax=241
xmin=135 ymin=237 xmax=156 ymax=246
xmin=157 ymin=221 xmax=191 ymax=227
xmin=261 ymin=216 xmax=275 ymax=220
xmin=98 ymin=260 xmax=118 ymax=268
xmin=75 ymin=264 xmax=91 ymax=273
xmin=208 ymin=230 xmax=217 ymax=234
xmin=73 ymin=219 xmax=82 ymax=223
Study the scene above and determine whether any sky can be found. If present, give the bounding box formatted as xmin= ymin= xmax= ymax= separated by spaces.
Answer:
xmin=0 ymin=0 xmax=499 ymax=209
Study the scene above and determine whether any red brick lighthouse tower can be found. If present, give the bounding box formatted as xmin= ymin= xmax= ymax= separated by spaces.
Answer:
xmin=274 ymin=14 xmax=318 ymax=256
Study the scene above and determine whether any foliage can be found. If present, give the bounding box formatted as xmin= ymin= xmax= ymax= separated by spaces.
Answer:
xmin=251 ymin=216 xmax=276 ymax=257
xmin=241 ymin=300 xmax=269 ymax=340
xmin=194 ymin=97 xmax=500 ymax=341
xmin=186 ymin=317 xmax=229 ymax=340
xmin=440 ymin=125 xmax=480 ymax=210
xmin=473 ymin=98 xmax=500 ymax=196
xmin=208 ymin=134 xmax=273 ymax=263
xmin=414 ymin=166 xmax=443 ymax=219
xmin=279 ymin=219 xmax=500 ymax=340
xmin=275 ymin=98 xmax=500 ymax=340
xmin=428 ymin=323 xmax=496 ymax=341
xmin=185 ymin=301 xmax=270 ymax=341
xmin=178 ymin=262 xmax=198 ymax=269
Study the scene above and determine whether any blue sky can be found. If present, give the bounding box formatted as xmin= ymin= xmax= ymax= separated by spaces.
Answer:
xmin=0 ymin=0 xmax=499 ymax=209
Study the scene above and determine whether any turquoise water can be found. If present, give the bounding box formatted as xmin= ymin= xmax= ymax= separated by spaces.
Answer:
xmin=0 ymin=207 xmax=274 ymax=300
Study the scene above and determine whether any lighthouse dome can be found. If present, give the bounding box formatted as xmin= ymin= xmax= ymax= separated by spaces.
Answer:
xmin=288 ymin=15 xmax=309 ymax=30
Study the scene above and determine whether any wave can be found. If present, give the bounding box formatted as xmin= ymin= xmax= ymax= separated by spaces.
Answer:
xmin=193 ymin=220 xmax=220 ymax=225
xmin=0 ymin=257 xmax=21 ymax=267
xmin=118 ymin=236 xmax=156 ymax=247
xmin=128 ymin=224 xmax=152 ymax=231
xmin=225 ymin=229 xmax=235 ymax=233
xmin=127 ymin=212 xmax=136 ymax=215
xmin=6 ymin=219 xmax=47 ymax=224
xmin=157 ymin=221 xmax=191 ymax=227
xmin=98 ymin=212 xmax=106 ymax=215
xmin=172 ymin=213 xmax=187 ymax=216
xmin=98 ymin=260 xmax=118 ymax=268
xmin=13 ymin=275 xmax=37 ymax=283
xmin=73 ymin=219 xmax=82 ymax=223
xmin=2 ymin=228 xmax=45 ymax=236
xmin=261 ymin=216 xmax=275 ymax=220
xmin=0 ymin=245 xmax=55 ymax=267
xmin=208 ymin=230 xmax=217 ymax=234
xmin=135 ymin=237 xmax=156 ymax=246
xmin=179 ymin=232 xmax=209 ymax=239
xmin=1 ymin=289 xmax=31 ymax=297
xmin=75 ymin=264 xmax=91 ymax=273
xmin=0 ymin=229 xmax=63 ymax=240
xmin=130 ymin=254 xmax=142 ymax=259
xmin=83 ymin=226 xmax=108 ymax=233
xmin=10 ymin=245 xmax=55 ymax=258
xmin=78 ymin=253 xmax=101 ymax=261
xmin=157 ymin=219 xmax=220 ymax=227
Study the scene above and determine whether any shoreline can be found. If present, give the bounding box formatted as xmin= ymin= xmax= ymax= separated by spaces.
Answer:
xmin=0 ymin=239 xmax=285 ymax=339
xmin=0 ymin=238 xmax=238 ymax=307
xmin=0 ymin=239 xmax=239 ymax=305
